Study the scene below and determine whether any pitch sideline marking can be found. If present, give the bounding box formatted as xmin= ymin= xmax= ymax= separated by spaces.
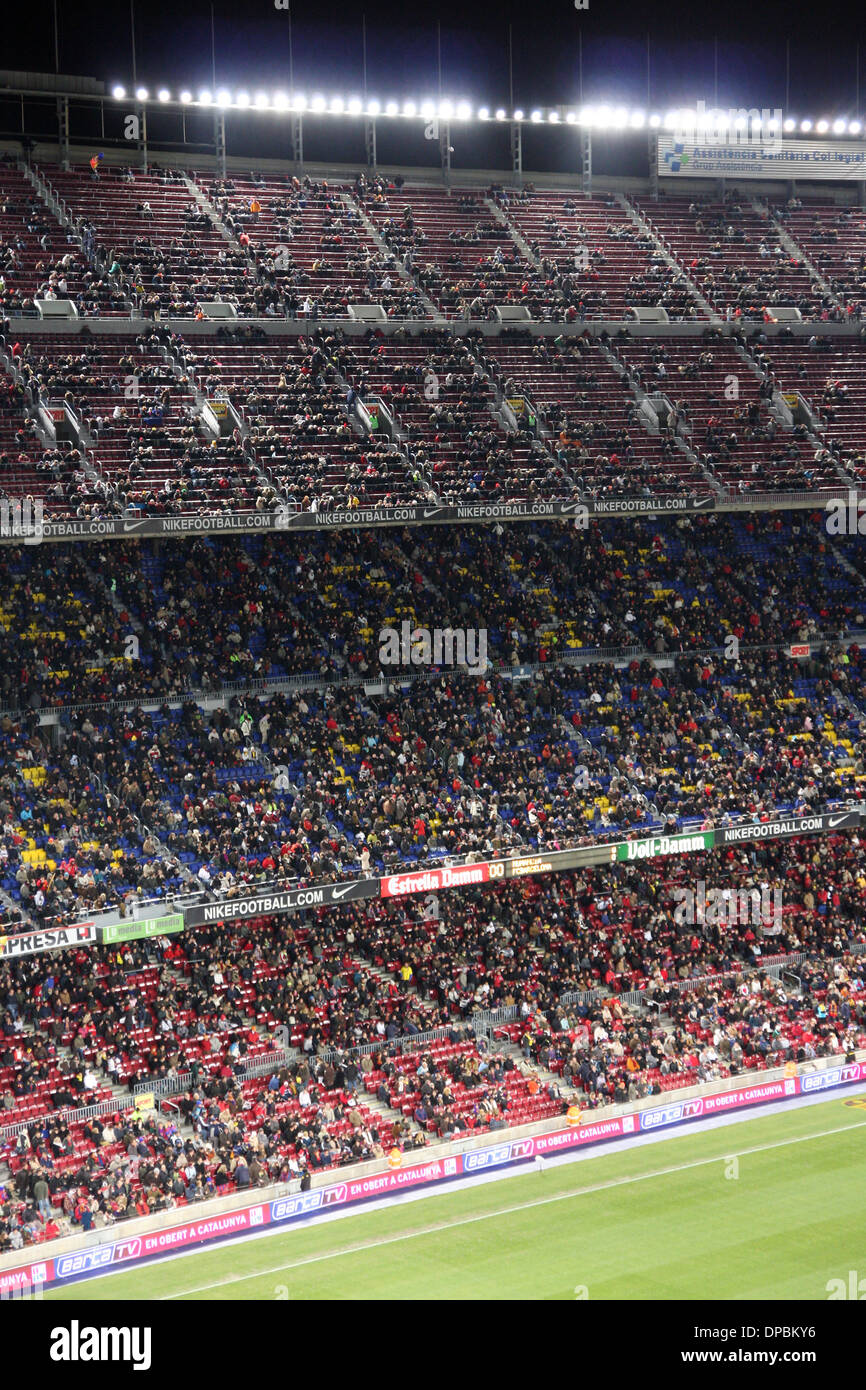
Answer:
xmin=159 ymin=1116 xmax=866 ymax=1299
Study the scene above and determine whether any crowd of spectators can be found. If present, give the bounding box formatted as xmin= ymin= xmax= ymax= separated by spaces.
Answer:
xmin=1 ymin=822 xmax=864 ymax=1249
xmin=3 ymin=156 xmax=866 ymax=1259
xmin=0 ymin=508 xmax=861 ymax=711
xmin=0 ymin=157 xmax=124 ymax=318
xmin=208 ymin=172 xmax=428 ymax=321
xmin=2 ymin=604 xmax=865 ymax=926
xmin=3 ymin=308 xmax=866 ymax=516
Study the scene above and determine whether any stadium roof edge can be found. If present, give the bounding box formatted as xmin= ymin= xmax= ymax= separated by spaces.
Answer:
xmin=0 ymin=70 xmax=105 ymax=96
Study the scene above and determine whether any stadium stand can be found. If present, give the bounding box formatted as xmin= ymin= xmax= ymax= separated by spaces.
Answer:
xmin=39 ymin=164 xmax=261 ymax=319
xmin=2 ymin=623 xmax=865 ymax=927
xmin=0 ymin=157 xmax=125 ymax=319
xmin=493 ymin=186 xmax=701 ymax=322
xmin=203 ymin=172 xmax=430 ymax=321
xmin=1 ymin=144 xmax=866 ymax=1264
xmin=632 ymin=194 xmax=829 ymax=321
xmin=1 ymin=827 xmax=864 ymax=1248
xmin=0 ymin=507 xmax=862 ymax=704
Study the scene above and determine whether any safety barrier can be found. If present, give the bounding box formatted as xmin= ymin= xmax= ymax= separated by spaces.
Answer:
xmin=0 ymin=1094 xmax=135 ymax=1143
xmin=669 ymin=954 xmax=810 ymax=994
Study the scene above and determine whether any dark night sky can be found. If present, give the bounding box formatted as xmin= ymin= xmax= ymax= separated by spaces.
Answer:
xmin=4 ymin=1 xmax=866 ymax=174
xmin=6 ymin=0 xmax=866 ymax=114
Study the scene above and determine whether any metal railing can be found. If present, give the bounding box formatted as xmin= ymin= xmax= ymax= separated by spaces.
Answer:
xmin=0 ymin=1093 xmax=135 ymax=1143
xmin=658 ymin=953 xmax=810 ymax=995
xmin=316 ymin=1025 xmax=455 ymax=1065
xmin=131 ymin=1024 xmax=465 ymax=1100
xmin=470 ymin=1006 xmax=519 ymax=1032
xmin=131 ymin=1045 xmax=295 ymax=1099
xmin=471 ymin=991 xmax=607 ymax=1035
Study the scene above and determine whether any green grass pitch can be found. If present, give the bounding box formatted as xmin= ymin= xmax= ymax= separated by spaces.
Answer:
xmin=46 ymin=1095 xmax=866 ymax=1301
